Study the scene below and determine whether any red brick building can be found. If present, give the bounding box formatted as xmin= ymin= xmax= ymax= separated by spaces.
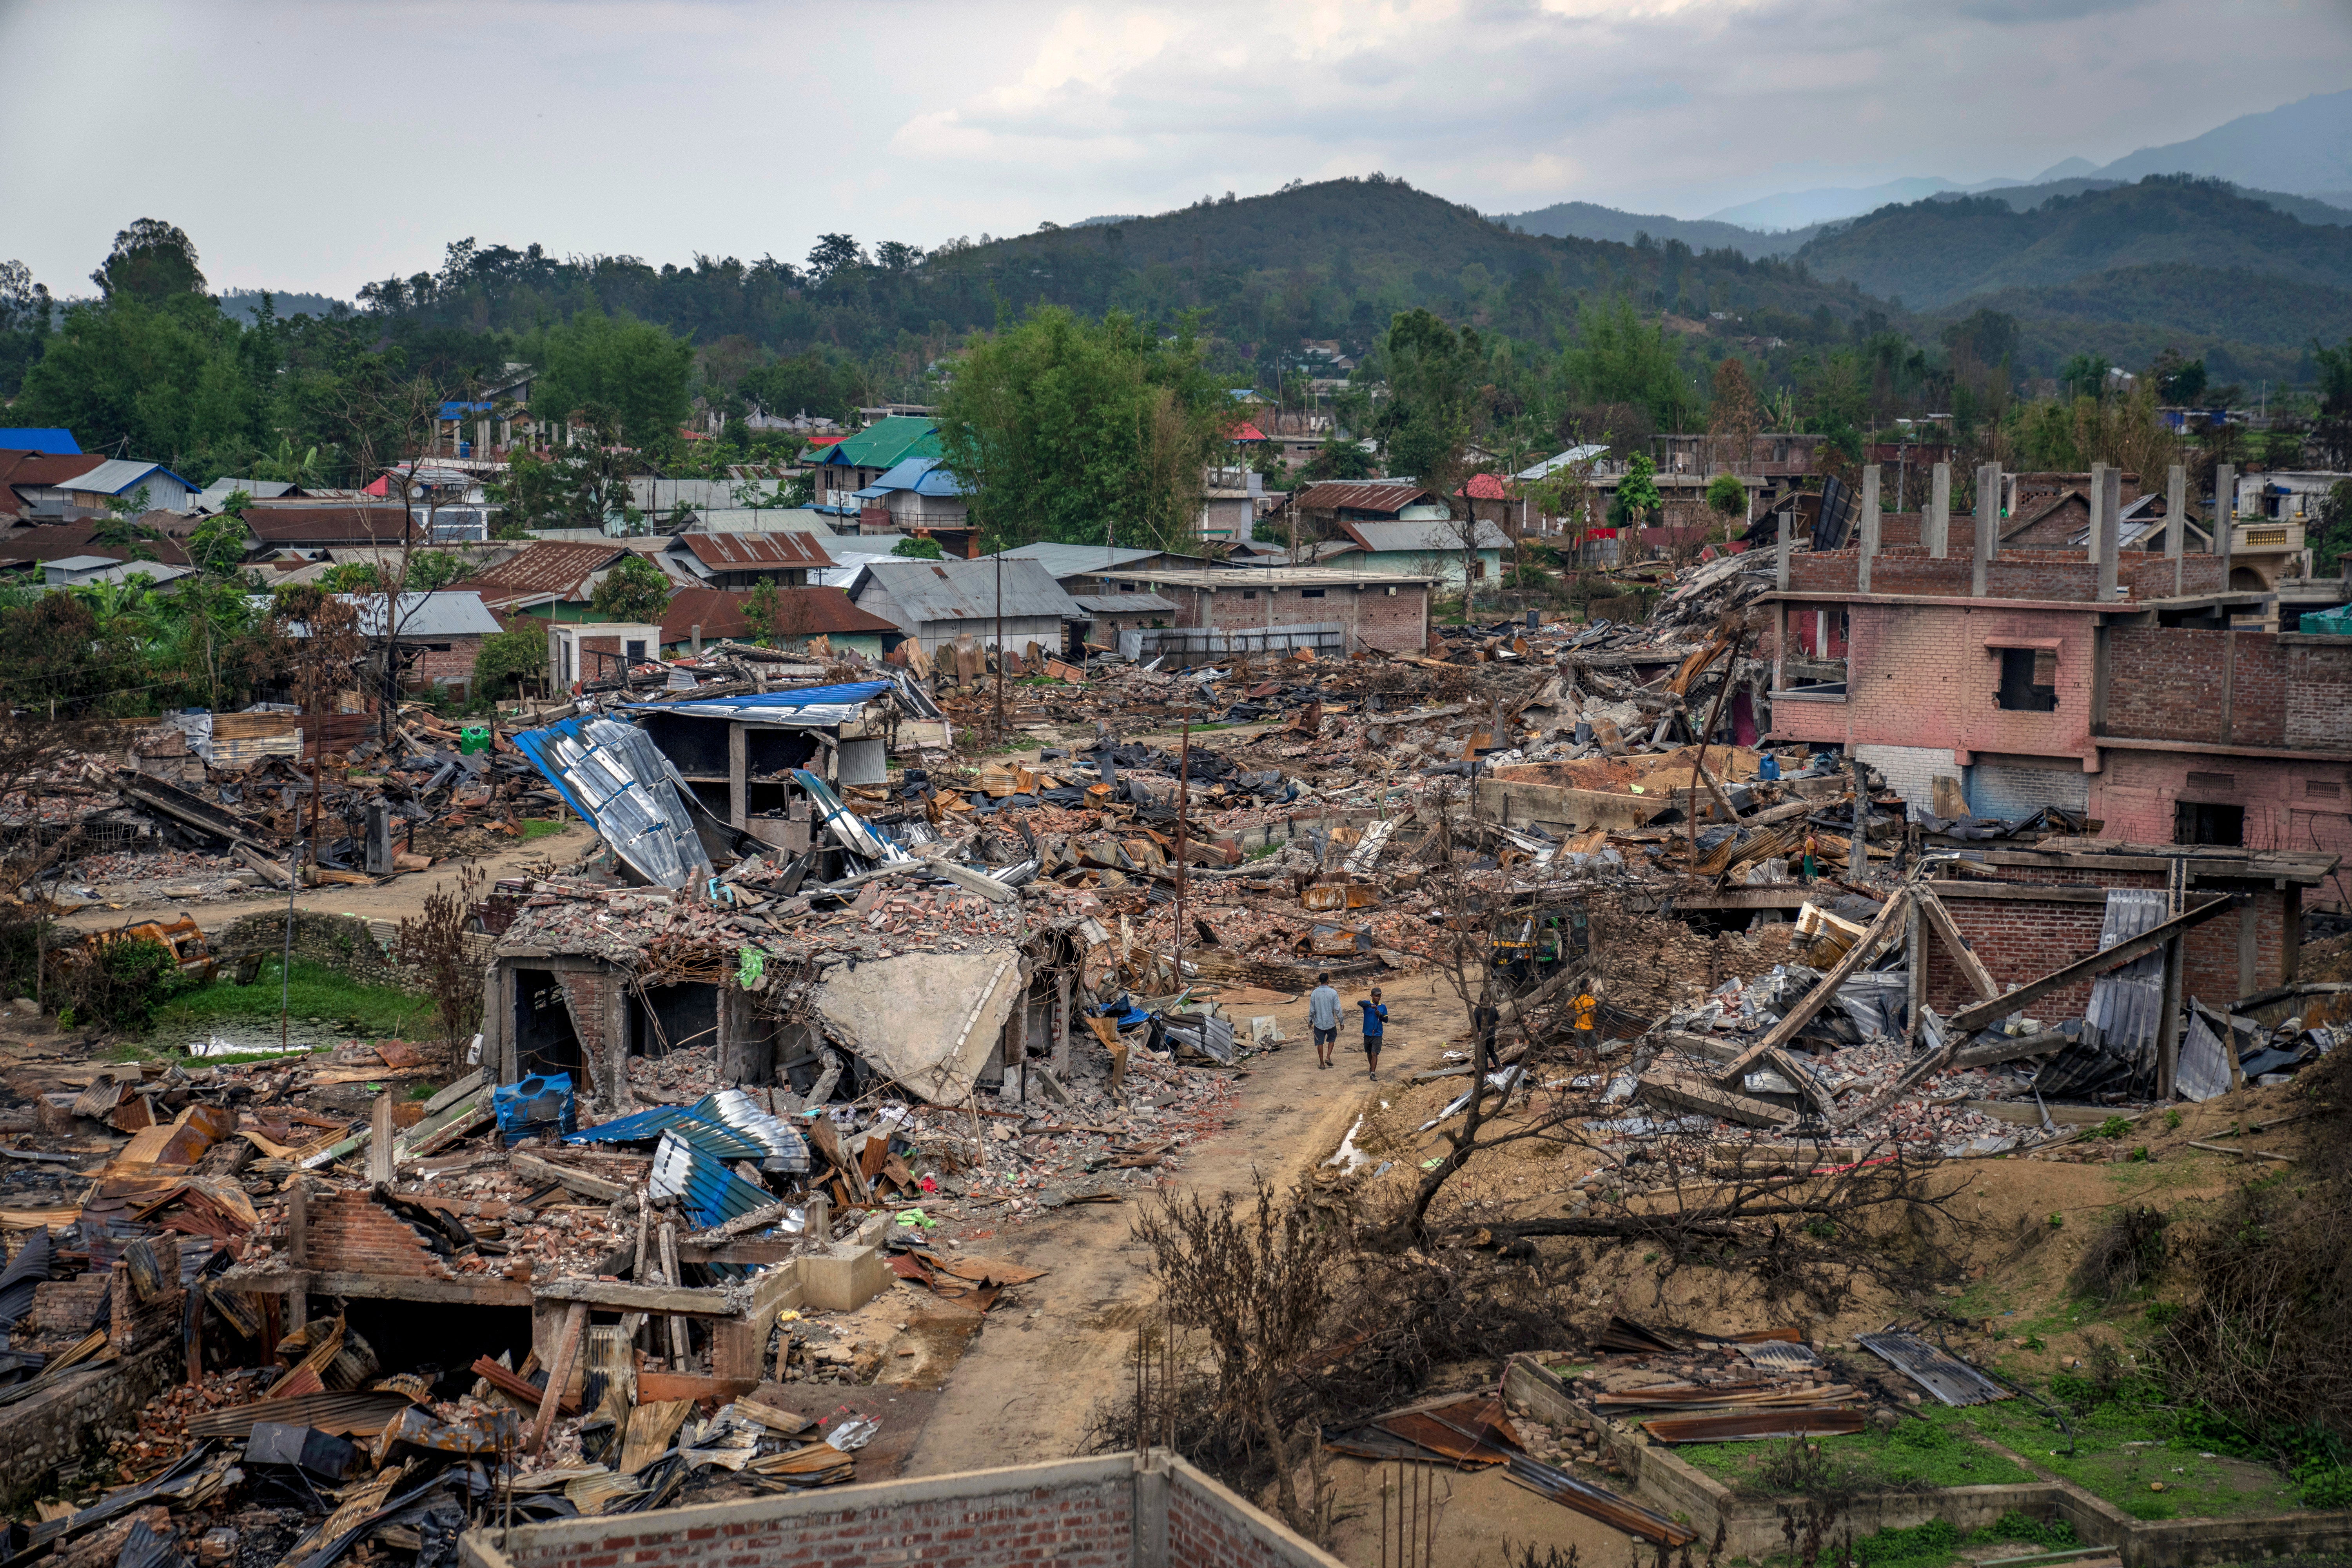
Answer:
xmin=1126 ymin=567 xmax=1435 ymax=653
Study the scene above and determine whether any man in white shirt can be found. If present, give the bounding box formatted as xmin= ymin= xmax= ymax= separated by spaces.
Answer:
xmin=1307 ymin=972 xmax=1340 ymax=1070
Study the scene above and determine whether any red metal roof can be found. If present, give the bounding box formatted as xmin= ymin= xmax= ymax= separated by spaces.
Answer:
xmin=242 ymin=505 xmax=419 ymax=544
xmin=0 ymin=521 xmax=191 ymax=566
xmin=677 ymin=532 xmax=835 ymax=571
xmin=659 ymin=586 xmax=895 ymax=644
xmin=448 ymin=541 xmax=629 ymax=603
xmin=1228 ymin=421 xmax=1268 ymax=441
xmin=1292 ymin=480 xmax=1433 ymax=514
xmin=0 ymin=450 xmax=108 ymax=497
xmin=1457 ymin=473 xmax=1511 ymax=500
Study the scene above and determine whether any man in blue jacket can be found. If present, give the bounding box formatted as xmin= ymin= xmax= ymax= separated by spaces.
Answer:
xmin=1358 ymin=987 xmax=1388 ymax=1080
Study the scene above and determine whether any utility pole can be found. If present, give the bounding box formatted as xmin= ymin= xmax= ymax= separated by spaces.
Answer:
xmin=1172 ymin=717 xmax=1189 ymax=996
xmin=994 ymin=549 xmax=1005 ymax=742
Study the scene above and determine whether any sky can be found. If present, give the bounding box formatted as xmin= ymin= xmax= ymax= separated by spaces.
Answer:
xmin=4 ymin=0 xmax=2349 ymax=301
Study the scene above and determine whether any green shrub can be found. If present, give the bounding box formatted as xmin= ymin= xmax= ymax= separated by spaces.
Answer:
xmin=2091 ymin=1115 xmax=2133 ymax=1140
xmin=64 ymin=934 xmax=182 ymax=1032
xmin=2298 ymin=1464 xmax=2352 ymax=1509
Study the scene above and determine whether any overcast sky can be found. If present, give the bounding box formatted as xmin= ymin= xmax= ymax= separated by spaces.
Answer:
xmin=5 ymin=0 xmax=2348 ymax=301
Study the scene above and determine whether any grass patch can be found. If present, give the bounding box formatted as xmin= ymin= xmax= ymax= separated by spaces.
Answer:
xmin=518 ymin=818 xmax=570 ymax=841
xmin=1679 ymin=1412 xmax=2035 ymax=1495
xmin=147 ymin=957 xmax=434 ymax=1050
xmin=1949 ymin=1378 xmax=2300 ymax=1520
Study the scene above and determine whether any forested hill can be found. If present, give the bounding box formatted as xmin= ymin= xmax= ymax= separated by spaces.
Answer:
xmin=362 ymin=177 xmax=1896 ymax=376
xmin=1791 ymin=176 xmax=2352 ymax=310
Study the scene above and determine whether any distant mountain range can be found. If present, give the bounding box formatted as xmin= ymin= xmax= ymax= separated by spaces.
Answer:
xmin=1499 ymin=89 xmax=2352 ymax=249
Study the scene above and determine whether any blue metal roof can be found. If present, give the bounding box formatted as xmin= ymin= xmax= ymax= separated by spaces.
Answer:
xmin=568 ymin=1094 xmax=808 ymax=1172
xmin=626 ymin=681 xmax=891 ymax=716
xmin=649 ymin=1130 xmax=780 ymax=1273
xmin=566 ymin=1103 xmax=711 ymax=1145
xmin=0 ymin=429 xmax=79 ymax=455
xmin=860 ymin=456 xmax=967 ymax=499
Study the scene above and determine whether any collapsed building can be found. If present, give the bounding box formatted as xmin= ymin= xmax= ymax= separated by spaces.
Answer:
xmin=4 ymin=459 xmax=2349 ymax=1568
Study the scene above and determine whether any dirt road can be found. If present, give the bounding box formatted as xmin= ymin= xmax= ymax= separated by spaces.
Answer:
xmin=51 ymin=822 xmax=597 ymax=937
xmin=900 ymin=967 xmax=1459 ymax=1475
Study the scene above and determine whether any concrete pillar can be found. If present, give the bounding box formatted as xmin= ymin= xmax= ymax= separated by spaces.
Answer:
xmin=2087 ymin=463 xmax=2110 ymax=568
xmin=2095 ymin=465 xmax=2121 ymax=601
xmin=691 ymin=624 xmax=702 ymax=655
xmin=1857 ymin=465 xmax=1881 ymax=594
xmin=2214 ymin=462 xmax=2235 ymax=584
xmin=1972 ymin=463 xmax=1999 ymax=598
xmin=1775 ymin=506 xmax=1792 ymax=591
xmin=1926 ymin=463 xmax=1950 ymax=558
xmin=2167 ymin=463 xmax=2186 ymax=598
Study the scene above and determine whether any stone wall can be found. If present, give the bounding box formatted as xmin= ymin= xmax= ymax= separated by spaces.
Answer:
xmin=0 ymin=1346 xmax=179 ymax=1509
xmin=213 ymin=909 xmax=410 ymax=990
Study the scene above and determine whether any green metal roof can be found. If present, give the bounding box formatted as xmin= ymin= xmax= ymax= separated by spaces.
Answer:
xmin=813 ymin=415 xmax=940 ymax=470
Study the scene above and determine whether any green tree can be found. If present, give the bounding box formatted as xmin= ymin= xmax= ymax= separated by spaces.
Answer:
xmin=589 ymin=552 xmax=671 ymax=623
xmin=1297 ymin=432 xmax=1377 ymax=483
xmin=15 ymin=294 xmax=265 ymax=477
xmin=890 ymin=535 xmax=943 ymax=559
xmin=937 ymin=306 xmax=1227 ymax=552
xmin=2308 ymin=478 xmax=2352 ymax=575
xmin=1563 ymin=297 xmax=1688 ymax=433
xmin=1616 ymin=452 xmax=1662 ymax=527
xmin=1705 ymin=472 xmax=1746 ymax=518
xmin=738 ymin=351 xmax=852 ymax=423
xmin=90 ymin=219 xmax=205 ymax=303
xmin=742 ymin=577 xmax=780 ymax=644
xmin=188 ymin=510 xmax=251 ymax=577
xmin=473 ymin=622 xmax=548 ymax=698
xmin=521 ymin=309 xmax=693 ymax=446
xmin=0 ymin=259 xmax=51 ymax=398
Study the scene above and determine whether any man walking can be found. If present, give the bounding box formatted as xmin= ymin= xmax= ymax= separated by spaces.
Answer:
xmin=1359 ymin=987 xmax=1388 ymax=1080
xmin=1571 ymin=984 xmax=1599 ymax=1054
xmin=1307 ymin=971 xmax=1340 ymax=1070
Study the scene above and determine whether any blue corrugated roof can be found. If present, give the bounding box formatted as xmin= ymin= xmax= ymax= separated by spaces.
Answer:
xmin=649 ymin=1131 xmax=778 ymax=1274
xmin=0 ymin=429 xmax=79 ymax=456
xmin=566 ymin=1103 xmax=709 ymax=1145
xmin=625 ymin=681 xmax=891 ymax=715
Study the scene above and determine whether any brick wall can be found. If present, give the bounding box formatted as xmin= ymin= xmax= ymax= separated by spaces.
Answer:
xmin=2288 ymin=642 xmax=2352 ymax=748
xmin=299 ymin=1189 xmax=454 ymax=1278
xmin=406 ymin=636 xmax=485 ymax=694
xmin=494 ymin=1476 xmax=1134 ymax=1568
xmin=2105 ymin=630 xmax=2290 ymax=748
xmin=466 ymin=1453 xmax=1344 ymax=1568
xmin=1786 ymin=549 xmax=2221 ymax=602
xmin=1190 ymin=583 xmax=1427 ymax=653
xmin=557 ymin=971 xmax=614 ymax=1070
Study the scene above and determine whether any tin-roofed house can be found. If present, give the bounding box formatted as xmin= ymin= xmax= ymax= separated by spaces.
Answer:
xmin=850 ymin=455 xmax=973 ymax=554
xmin=842 ymin=557 xmax=1083 ymax=655
xmin=803 ymin=414 xmax=939 ymax=518
xmin=658 ymin=585 xmax=902 ymax=659
xmin=1314 ymin=517 xmax=1511 ymax=592
xmin=664 ymin=530 xmax=834 ymax=588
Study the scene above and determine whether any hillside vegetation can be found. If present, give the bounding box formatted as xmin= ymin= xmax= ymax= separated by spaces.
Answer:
xmin=1794 ymin=176 xmax=2352 ymax=310
xmin=1930 ymin=265 xmax=2352 ymax=385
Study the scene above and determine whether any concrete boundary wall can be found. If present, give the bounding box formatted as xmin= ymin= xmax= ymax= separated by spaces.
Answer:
xmin=459 ymin=1449 xmax=1344 ymax=1568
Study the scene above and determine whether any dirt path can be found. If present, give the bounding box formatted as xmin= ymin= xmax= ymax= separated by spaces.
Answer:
xmin=901 ymin=967 xmax=1463 ymax=1477
xmin=49 ymin=822 xmax=597 ymax=938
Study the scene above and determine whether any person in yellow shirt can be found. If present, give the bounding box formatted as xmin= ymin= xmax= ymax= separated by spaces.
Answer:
xmin=1571 ymin=987 xmax=1598 ymax=1053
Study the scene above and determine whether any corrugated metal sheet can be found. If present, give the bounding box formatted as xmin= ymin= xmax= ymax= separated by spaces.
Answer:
xmin=512 ymin=717 xmax=711 ymax=890
xmin=648 ymin=1130 xmax=779 ymax=1245
xmin=1644 ymin=1409 xmax=1866 ymax=1444
xmin=625 ymin=681 xmax=894 ymax=726
xmin=2177 ymin=1003 xmax=2236 ymax=1102
xmin=565 ymin=1105 xmax=712 ymax=1145
xmin=2085 ymin=888 xmax=2168 ymax=1064
xmin=1292 ymin=480 xmax=1433 ymax=514
xmin=1339 ymin=519 xmax=1512 ymax=554
xmin=1735 ymin=1340 xmax=1822 ymax=1371
xmin=1857 ymin=1331 xmax=2012 ymax=1406
xmin=992 ymin=542 xmax=1164 ymax=579
xmin=678 ymin=533 xmax=835 ymax=570
xmin=850 ymin=557 xmax=1083 ymax=625
xmin=654 ymin=1116 xmax=769 ymax=1164
xmin=697 ymin=1090 xmax=811 ymax=1172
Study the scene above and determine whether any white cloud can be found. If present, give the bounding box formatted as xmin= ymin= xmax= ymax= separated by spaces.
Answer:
xmin=0 ymin=0 xmax=2345 ymax=296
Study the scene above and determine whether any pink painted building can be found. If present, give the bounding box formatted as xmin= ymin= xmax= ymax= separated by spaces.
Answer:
xmin=1763 ymin=537 xmax=2352 ymax=915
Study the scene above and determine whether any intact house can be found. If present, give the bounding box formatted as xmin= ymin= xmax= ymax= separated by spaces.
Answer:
xmin=663 ymin=531 xmax=833 ymax=589
xmin=1312 ymin=517 xmax=1510 ymax=593
xmin=41 ymin=458 xmax=199 ymax=517
xmin=0 ymin=519 xmax=195 ymax=573
xmin=1755 ymin=470 xmax=2352 ymax=918
xmin=803 ymin=415 xmax=939 ymax=517
xmin=1284 ymin=480 xmax=1443 ymax=543
xmin=441 ymin=541 xmax=637 ymax=619
xmin=840 ymin=557 xmax=1082 ymax=655
xmin=240 ymin=504 xmax=421 ymax=554
xmin=1113 ymin=566 xmax=1436 ymax=655
xmin=349 ymin=591 xmax=506 ymax=698
xmin=848 ymin=456 xmax=974 ymax=555
xmin=657 ymin=585 xmax=900 ymax=660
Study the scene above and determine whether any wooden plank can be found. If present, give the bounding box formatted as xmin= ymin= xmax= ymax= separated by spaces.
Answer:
xmin=1948 ymin=1030 xmax=2069 ymax=1070
xmin=530 ymin=1277 xmax=741 ymax=1316
xmin=1913 ymin=886 xmax=2002 ymax=1003
xmin=473 ymin=1354 xmax=578 ymax=1415
xmin=529 ymin=1301 xmax=588 ymax=1454
xmin=636 ymin=1372 xmax=757 ymax=1405
xmin=1943 ymin=894 xmax=2238 ymax=1034
xmin=508 ymin=1151 xmax=631 ymax=1203
xmin=1716 ymin=888 xmax=1911 ymax=1086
